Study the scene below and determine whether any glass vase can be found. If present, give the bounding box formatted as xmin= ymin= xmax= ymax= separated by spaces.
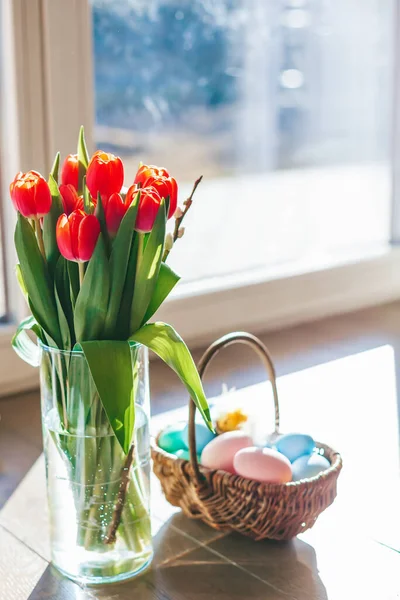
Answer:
xmin=39 ymin=342 xmax=152 ymax=585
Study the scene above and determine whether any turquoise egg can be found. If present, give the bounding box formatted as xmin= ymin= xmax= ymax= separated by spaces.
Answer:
xmin=158 ymin=422 xmax=187 ymax=454
xmin=174 ymin=448 xmax=201 ymax=463
xmin=275 ymin=433 xmax=315 ymax=463
xmin=182 ymin=421 xmax=216 ymax=454
xmin=292 ymin=453 xmax=330 ymax=481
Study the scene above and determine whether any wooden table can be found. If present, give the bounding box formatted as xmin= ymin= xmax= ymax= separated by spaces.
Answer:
xmin=1 ymin=344 xmax=400 ymax=599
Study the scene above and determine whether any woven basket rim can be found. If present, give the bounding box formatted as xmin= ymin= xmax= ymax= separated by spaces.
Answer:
xmin=151 ymin=431 xmax=342 ymax=491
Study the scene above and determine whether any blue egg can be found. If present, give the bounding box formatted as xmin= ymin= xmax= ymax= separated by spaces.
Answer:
xmin=182 ymin=421 xmax=216 ymax=454
xmin=292 ymin=453 xmax=330 ymax=481
xmin=174 ymin=448 xmax=202 ymax=463
xmin=158 ymin=422 xmax=187 ymax=454
xmin=275 ymin=433 xmax=315 ymax=463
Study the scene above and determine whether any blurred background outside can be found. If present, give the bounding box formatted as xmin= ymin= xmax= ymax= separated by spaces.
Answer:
xmin=91 ymin=0 xmax=394 ymax=285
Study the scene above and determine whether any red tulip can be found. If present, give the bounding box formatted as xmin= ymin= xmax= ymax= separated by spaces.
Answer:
xmin=59 ymin=184 xmax=84 ymax=215
xmin=10 ymin=170 xmax=52 ymax=218
xmin=56 ymin=210 xmax=100 ymax=262
xmin=86 ymin=150 xmax=124 ymax=201
xmin=61 ymin=154 xmax=79 ymax=189
xmin=143 ymin=175 xmax=177 ymax=218
xmin=126 ymin=184 xmax=163 ymax=233
xmin=134 ymin=164 xmax=177 ymax=218
xmin=104 ymin=192 xmax=129 ymax=236
xmin=134 ymin=164 xmax=170 ymax=186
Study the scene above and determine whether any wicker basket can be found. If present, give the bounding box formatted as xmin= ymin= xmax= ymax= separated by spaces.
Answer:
xmin=151 ymin=332 xmax=342 ymax=541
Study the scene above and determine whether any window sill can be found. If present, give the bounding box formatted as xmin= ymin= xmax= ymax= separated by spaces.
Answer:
xmin=158 ymin=245 xmax=400 ymax=347
xmin=1 ymin=245 xmax=400 ymax=396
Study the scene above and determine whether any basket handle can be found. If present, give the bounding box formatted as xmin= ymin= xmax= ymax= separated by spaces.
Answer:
xmin=188 ymin=331 xmax=280 ymax=484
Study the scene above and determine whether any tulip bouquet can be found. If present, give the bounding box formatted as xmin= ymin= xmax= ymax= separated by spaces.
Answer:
xmin=11 ymin=127 xmax=211 ymax=581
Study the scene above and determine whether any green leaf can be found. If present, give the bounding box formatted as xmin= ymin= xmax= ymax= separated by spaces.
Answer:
xmin=104 ymin=193 xmax=140 ymax=337
xmin=55 ymin=282 xmax=71 ymax=350
xmin=15 ymin=214 xmax=61 ymax=347
xmin=74 ymin=234 xmax=110 ymax=341
xmin=54 ymin=257 xmax=75 ymax=349
xmin=15 ymin=264 xmax=28 ymax=303
xmin=143 ymin=262 xmax=180 ymax=323
xmin=28 ymin=299 xmax=57 ymax=349
xmin=12 ymin=316 xmax=42 ymax=367
xmin=130 ymin=322 xmax=213 ymax=431
xmin=77 ymin=126 xmax=89 ymax=193
xmin=82 ymin=176 xmax=94 ymax=215
xmin=116 ymin=235 xmax=139 ymax=339
xmin=78 ymin=125 xmax=90 ymax=167
xmin=50 ymin=152 xmax=60 ymax=183
xmin=80 ymin=340 xmax=134 ymax=454
xmin=164 ymin=194 xmax=170 ymax=218
xmin=130 ymin=200 xmax=166 ymax=334
xmin=95 ymin=191 xmax=110 ymax=254
xmin=67 ymin=261 xmax=80 ymax=308
xmin=43 ymin=174 xmax=63 ymax=276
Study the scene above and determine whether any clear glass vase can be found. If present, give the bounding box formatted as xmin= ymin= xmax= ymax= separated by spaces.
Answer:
xmin=39 ymin=342 xmax=152 ymax=584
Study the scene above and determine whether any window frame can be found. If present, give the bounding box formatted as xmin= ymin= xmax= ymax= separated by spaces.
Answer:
xmin=1 ymin=0 xmax=400 ymax=395
xmin=0 ymin=0 xmax=94 ymax=395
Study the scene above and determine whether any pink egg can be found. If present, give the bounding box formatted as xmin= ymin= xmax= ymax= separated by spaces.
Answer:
xmin=200 ymin=431 xmax=253 ymax=473
xmin=233 ymin=447 xmax=292 ymax=483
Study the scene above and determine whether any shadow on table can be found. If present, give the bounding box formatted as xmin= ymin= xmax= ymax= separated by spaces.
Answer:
xmin=150 ymin=513 xmax=328 ymax=600
xmin=28 ymin=514 xmax=328 ymax=600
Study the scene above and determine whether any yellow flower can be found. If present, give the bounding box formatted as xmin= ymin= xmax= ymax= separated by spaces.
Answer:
xmin=216 ymin=408 xmax=248 ymax=433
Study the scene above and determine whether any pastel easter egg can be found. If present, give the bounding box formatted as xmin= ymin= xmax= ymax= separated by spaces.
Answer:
xmin=174 ymin=448 xmax=201 ymax=463
xmin=158 ymin=422 xmax=187 ymax=454
xmin=275 ymin=433 xmax=315 ymax=463
xmin=234 ymin=447 xmax=292 ymax=484
xmin=182 ymin=421 xmax=216 ymax=454
xmin=292 ymin=453 xmax=330 ymax=481
xmin=201 ymin=431 xmax=253 ymax=473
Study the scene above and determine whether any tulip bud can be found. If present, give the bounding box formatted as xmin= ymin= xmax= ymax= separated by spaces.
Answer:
xmin=134 ymin=164 xmax=170 ymax=186
xmin=56 ymin=210 xmax=100 ymax=262
xmin=104 ymin=192 xmax=129 ymax=236
xmin=177 ymin=227 xmax=185 ymax=239
xmin=142 ymin=175 xmax=178 ymax=219
xmin=86 ymin=150 xmax=124 ymax=202
xmin=126 ymin=184 xmax=163 ymax=233
xmin=10 ymin=170 xmax=52 ymax=218
xmin=134 ymin=164 xmax=178 ymax=219
xmin=59 ymin=184 xmax=84 ymax=215
xmin=61 ymin=154 xmax=79 ymax=189
xmin=165 ymin=232 xmax=174 ymax=252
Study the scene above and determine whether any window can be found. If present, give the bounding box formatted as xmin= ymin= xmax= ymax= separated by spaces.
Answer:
xmin=0 ymin=0 xmax=399 ymax=395
xmin=91 ymin=0 xmax=394 ymax=288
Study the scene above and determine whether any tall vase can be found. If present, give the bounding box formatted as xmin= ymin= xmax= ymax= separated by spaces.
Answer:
xmin=39 ymin=341 xmax=152 ymax=584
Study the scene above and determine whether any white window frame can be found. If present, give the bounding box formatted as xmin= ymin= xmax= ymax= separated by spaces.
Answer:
xmin=1 ymin=0 xmax=400 ymax=394
xmin=0 ymin=0 xmax=94 ymax=395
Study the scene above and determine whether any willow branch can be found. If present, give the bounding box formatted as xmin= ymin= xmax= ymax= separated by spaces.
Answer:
xmin=104 ymin=444 xmax=135 ymax=544
xmin=162 ymin=175 xmax=203 ymax=262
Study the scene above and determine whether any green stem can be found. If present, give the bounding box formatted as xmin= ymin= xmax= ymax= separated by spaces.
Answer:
xmin=33 ymin=216 xmax=46 ymax=260
xmin=135 ymin=233 xmax=145 ymax=277
xmin=56 ymin=353 xmax=69 ymax=430
xmin=78 ymin=262 xmax=85 ymax=287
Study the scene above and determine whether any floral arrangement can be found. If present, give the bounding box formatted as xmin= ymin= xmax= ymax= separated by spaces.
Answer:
xmin=10 ymin=127 xmax=212 ymax=567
